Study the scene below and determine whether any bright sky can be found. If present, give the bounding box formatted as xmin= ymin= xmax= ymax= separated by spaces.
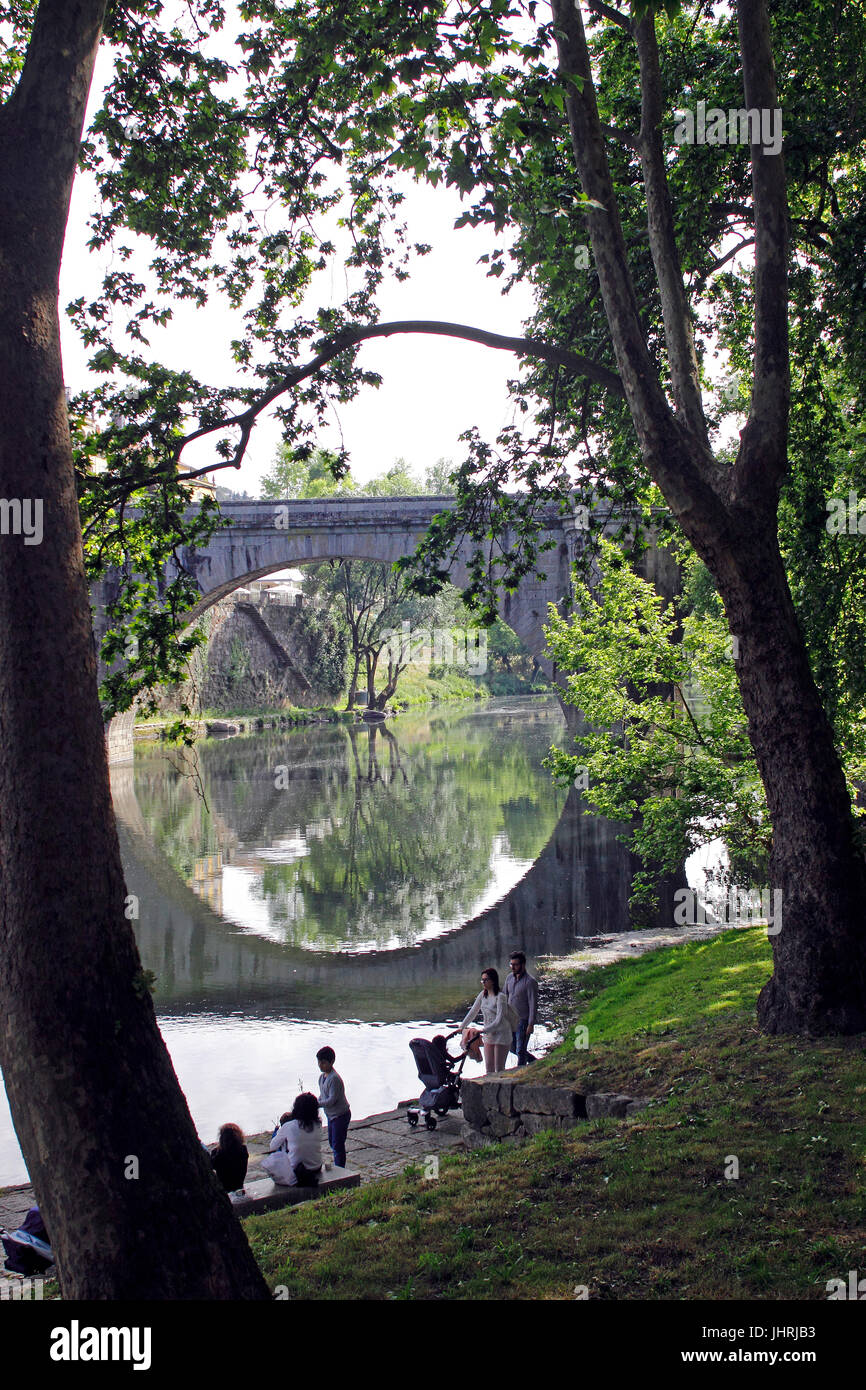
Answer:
xmin=57 ymin=15 xmax=536 ymax=496
xmin=56 ymin=3 xmax=745 ymax=496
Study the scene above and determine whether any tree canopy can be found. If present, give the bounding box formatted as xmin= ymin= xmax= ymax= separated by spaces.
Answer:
xmin=3 ymin=0 xmax=866 ymax=1300
xmin=30 ymin=0 xmax=866 ymax=1035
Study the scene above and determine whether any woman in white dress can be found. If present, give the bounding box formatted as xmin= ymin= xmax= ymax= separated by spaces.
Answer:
xmin=262 ymin=1093 xmax=323 ymax=1186
xmin=461 ymin=967 xmax=512 ymax=1074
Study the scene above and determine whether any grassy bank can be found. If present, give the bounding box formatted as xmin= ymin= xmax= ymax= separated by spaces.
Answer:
xmin=133 ymin=705 xmax=354 ymax=738
xmin=390 ymin=665 xmax=488 ymax=709
xmin=245 ymin=928 xmax=866 ymax=1300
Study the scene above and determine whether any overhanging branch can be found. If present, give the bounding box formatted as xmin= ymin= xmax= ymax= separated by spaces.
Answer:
xmin=163 ymin=319 xmax=624 ymax=482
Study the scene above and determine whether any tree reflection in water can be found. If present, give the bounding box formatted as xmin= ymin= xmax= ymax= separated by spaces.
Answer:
xmin=132 ymin=701 xmax=567 ymax=952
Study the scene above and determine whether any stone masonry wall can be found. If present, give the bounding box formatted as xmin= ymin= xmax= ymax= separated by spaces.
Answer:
xmin=152 ymin=597 xmax=340 ymax=715
xmin=460 ymin=1074 xmax=648 ymax=1146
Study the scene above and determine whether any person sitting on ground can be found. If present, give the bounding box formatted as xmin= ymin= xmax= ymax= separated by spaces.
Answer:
xmin=210 ymin=1122 xmax=249 ymax=1193
xmin=262 ymin=1093 xmax=323 ymax=1187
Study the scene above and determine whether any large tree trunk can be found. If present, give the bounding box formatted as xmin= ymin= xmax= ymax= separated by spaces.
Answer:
xmin=0 ymin=0 xmax=269 ymax=1298
xmin=714 ymin=531 xmax=866 ymax=1032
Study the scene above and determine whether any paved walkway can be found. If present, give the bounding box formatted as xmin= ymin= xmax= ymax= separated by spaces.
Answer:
xmin=0 ymin=1105 xmax=465 ymax=1272
xmin=540 ymin=922 xmax=731 ymax=975
xmin=242 ymin=1105 xmax=465 ymax=1186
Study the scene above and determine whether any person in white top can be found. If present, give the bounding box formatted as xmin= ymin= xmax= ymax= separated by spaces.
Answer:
xmin=262 ymin=1093 xmax=323 ymax=1186
xmin=461 ymin=967 xmax=512 ymax=1074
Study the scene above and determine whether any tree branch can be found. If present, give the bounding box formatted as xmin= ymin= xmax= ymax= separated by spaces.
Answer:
xmin=634 ymin=15 xmax=709 ymax=447
xmin=692 ymin=236 xmax=757 ymax=294
xmin=585 ymin=0 xmax=633 ymax=33
xmin=599 ymin=122 xmax=641 ymax=152
xmin=156 ymin=319 xmax=624 ymax=479
xmin=733 ymin=0 xmax=790 ymax=505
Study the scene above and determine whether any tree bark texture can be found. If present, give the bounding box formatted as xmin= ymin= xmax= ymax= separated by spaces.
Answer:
xmin=0 ymin=0 xmax=270 ymax=1297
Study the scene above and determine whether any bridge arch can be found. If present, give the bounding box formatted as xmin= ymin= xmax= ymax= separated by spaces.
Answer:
xmin=177 ymin=497 xmax=576 ymax=666
xmin=96 ymin=495 xmax=677 ymax=761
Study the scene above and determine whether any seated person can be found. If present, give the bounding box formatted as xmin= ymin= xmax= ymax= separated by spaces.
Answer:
xmin=262 ymin=1093 xmax=322 ymax=1186
xmin=210 ymin=1122 xmax=249 ymax=1193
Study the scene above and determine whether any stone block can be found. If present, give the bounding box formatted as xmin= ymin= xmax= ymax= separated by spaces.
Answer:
xmin=459 ymin=1079 xmax=487 ymax=1130
xmin=486 ymin=1110 xmax=521 ymax=1138
xmin=512 ymin=1084 xmax=586 ymax=1118
xmin=519 ymin=1112 xmax=561 ymax=1136
xmin=460 ymin=1075 xmax=513 ymax=1122
xmin=585 ymin=1092 xmax=647 ymax=1119
xmin=494 ymin=1079 xmax=517 ymax=1116
xmin=228 ymin=1168 xmax=360 ymax=1217
xmin=460 ymin=1122 xmax=495 ymax=1150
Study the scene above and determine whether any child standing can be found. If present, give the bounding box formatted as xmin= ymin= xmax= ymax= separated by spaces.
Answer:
xmin=316 ymin=1046 xmax=351 ymax=1169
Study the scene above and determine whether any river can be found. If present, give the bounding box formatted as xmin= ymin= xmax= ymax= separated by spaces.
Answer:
xmin=0 ymin=695 xmax=648 ymax=1185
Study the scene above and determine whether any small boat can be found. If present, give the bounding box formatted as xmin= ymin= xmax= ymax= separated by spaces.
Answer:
xmin=361 ymin=708 xmax=389 ymax=721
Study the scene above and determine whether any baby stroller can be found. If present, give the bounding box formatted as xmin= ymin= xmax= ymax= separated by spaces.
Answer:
xmin=407 ymin=1030 xmax=467 ymax=1131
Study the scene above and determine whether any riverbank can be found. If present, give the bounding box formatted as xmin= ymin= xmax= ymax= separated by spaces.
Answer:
xmin=0 ymin=1106 xmax=466 ymax=1265
xmin=129 ymin=675 xmax=555 ymax=743
xmin=242 ymin=926 xmax=866 ymax=1299
xmin=9 ymin=927 xmax=863 ymax=1299
xmin=132 ymin=705 xmax=354 ymax=741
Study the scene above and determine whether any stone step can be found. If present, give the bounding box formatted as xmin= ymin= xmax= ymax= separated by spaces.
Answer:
xmin=227 ymin=1167 xmax=360 ymax=1217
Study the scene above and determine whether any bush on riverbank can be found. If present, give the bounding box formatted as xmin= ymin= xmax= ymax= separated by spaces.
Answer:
xmin=244 ymin=928 xmax=866 ymax=1299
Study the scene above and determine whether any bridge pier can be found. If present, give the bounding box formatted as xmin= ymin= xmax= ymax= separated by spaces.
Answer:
xmin=105 ymin=710 xmax=135 ymax=765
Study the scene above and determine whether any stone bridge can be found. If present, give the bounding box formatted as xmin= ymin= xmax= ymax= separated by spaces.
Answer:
xmin=187 ymin=496 xmax=581 ymax=657
xmin=97 ymin=495 xmax=678 ymax=761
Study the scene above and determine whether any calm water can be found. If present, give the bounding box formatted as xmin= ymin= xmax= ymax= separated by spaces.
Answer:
xmin=6 ymin=695 xmax=636 ymax=1185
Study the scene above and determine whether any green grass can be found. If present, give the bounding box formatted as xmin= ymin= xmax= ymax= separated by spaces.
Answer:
xmin=245 ymin=928 xmax=866 ymax=1300
xmin=542 ymin=927 xmax=773 ymax=1053
xmin=389 ymin=665 xmax=489 ymax=709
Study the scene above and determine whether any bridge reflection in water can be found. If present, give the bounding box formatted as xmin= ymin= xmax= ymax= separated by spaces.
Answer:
xmin=112 ymin=702 xmax=677 ymax=1026
xmin=0 ymin=699 xmax=684 ymax=1184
